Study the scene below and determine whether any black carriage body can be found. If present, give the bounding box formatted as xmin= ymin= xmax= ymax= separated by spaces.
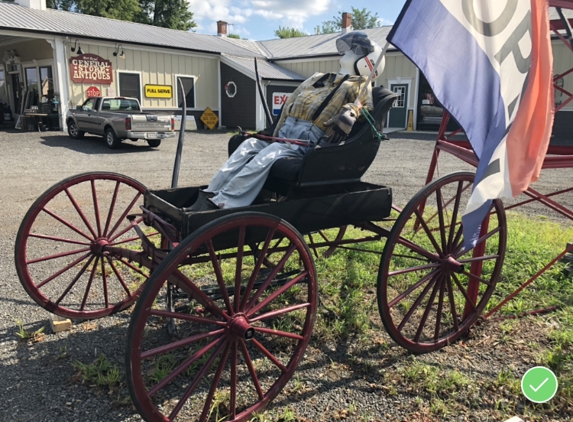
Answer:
xmin=144 ymin=182 xmax=391 ymax=241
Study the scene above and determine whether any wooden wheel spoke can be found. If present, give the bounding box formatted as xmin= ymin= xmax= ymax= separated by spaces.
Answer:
xmin=148 ymin=309 xmax=226 ymax=326
xmin=234 ymin=226 xmax=246 ymax=313
xmin=413 ymin=208 xmax=443 ymax=255
xmin=247 ymin=270 xmax=307 ymax=317
xmin=172 ymin=269 xmax=231 ymax=321
xmin=80 ymin=257 xmax=99 ymax=311
xmin=148 ymin=336 xmax=223 ymax=398
xmin=414 ymin=275 xmax=442 ymax=343
xmin=106 ymin=256 xmax=133 ymax=297
xmin=434 ymin=276 xmax=447 ymax=341
xmin=250 ymin=302 xmax=311 ymax=323
xmin=253 ymin=326 xmax=303 ymax=341
xmin=115 ymin=257 xmax=150 ymax=279
xmin=166 ymin=339 xmax=227 ymax=421
xmin=207 ymin=239 xmax=234 ymax=315
xmin=458 ymin=255 xmax=500 ymax=264
xmin=65 ymin=187 xmax=97 ymax=238
xmin=460 ymin=270 xmax=492 ymax=287
xmin=109 ymin=217 xmax=146 ymax=243
xmin=106 ymin=192 xmax=142 ymax=240
xmin=446 ymin=276 xmax=460 ymax=332
xmin=448 ymin=180 xmax=464 ymax=249
xmin=389 ymin=269 xmax=439 ymax=308
xmin=389 ymin=263 xmax=440 ymax=277
xmin=452 ymin=273 xmax=476 ymax=312
xmin=397 ymin=274 xmax=438 ymax=332
xmin=199 ymin=342 xmax=231 ymax=422
xmin=239 ymin=340 xmax=264 ymax=400
xmin=230 ymin=342 xmax=238 ymax=418
xmin=27 ymin=247 xmax=91 ymax=265
xmin=241 ymin=228 xmax=276 ymax=310
xmin=456 ymin=226 xmax=501 ymax=257
xmin=141 ymin=329 xmax=225 ymax=360
xmin=103 ymin=181 xmax=120 ymax=237
xmin=28 ymin=233 xmax=89 ymax=246
xmin=42 ymin=207 xmax=93 ymax=242
xmin=245 ymin=244 xmax=297 ymax=311
xmin=395 ymin=235 xmax=440 ymax=262
xmin=90 ymin=179 xmax=103 ymax=238
xmin=435 ymin=188 xmax=447 ymax=252
xmin=36 ymin=252 xmax=92 ymax=289
xmin=101 ymin=257 xmax=109 ymax=308
xmin=55 ymin=255 xmax=95 ymax=305
xmin=251 ymin=338 xmax=287 ymax=373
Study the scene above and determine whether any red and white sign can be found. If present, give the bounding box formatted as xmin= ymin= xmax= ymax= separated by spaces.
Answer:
xmin=272 ymin=92 xmax=291 ymax=116
xmin=69 ymin=53 xmax=113 ymax=85
xmin=86 ymin=86 xmax=101 ymax=98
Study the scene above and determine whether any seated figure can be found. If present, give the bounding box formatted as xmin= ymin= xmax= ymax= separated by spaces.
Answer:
xmin=191 ymin=32 xmax=386 ymax=211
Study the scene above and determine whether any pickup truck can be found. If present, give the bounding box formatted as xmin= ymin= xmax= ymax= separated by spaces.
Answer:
xmin=66 ymin=97 xmax=175 ymax=149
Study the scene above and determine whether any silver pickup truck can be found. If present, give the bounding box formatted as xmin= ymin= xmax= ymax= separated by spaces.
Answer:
xmin=66 ymin=97 xmax=175 ymax=149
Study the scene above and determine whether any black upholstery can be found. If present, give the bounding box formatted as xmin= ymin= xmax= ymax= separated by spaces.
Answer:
xmin=226 ymin=87 xmax=398 ymax=195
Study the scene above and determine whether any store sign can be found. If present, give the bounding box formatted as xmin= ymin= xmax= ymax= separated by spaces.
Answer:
xmin=69 ymin=54 xmax=113 ymax=85
xmin=272 ymin=92 xmax=290 ymax=116
xmin=86 ymin=86 xmax=101 ymax=98
xmin=200 ymin=107 xmax=219 ymax=130
xmin=145 ymin=84 xmax=173 ymax=99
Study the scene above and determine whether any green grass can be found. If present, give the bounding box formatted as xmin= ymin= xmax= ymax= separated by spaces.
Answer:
xmin=73 ymin=354 xmax=123 ymax=393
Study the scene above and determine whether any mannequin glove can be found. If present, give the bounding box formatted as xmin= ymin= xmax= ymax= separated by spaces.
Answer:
xmin=324 ymin=103 xmax=360 ymax=144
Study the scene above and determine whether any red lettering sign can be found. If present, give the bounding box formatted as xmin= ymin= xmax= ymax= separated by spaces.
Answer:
xmin=86 ymin=86 xmax=101 ymax=98
xmin=69 ymin=54 xmax=113 ymax=85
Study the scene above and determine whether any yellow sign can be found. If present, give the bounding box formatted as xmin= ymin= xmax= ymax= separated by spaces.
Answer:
xmin=200 ymin=107 xmax=219 ymax=130
xmin=407 ymin=109 xmax=414 ymax=131
xmin=145 ymin=84 xmax=173 ymax=99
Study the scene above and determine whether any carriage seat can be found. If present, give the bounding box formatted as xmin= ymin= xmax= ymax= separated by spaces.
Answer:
xmin=226 ymin=87 xmax=398 ymax=195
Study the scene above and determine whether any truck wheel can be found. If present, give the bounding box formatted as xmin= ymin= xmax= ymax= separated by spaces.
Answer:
xmin=146 ymin=139 xmax=161 ymax=148
xmin=105 ymin=128 xmax=121 ymax=149
xmin=67 ymin=121 xmax=85 ymax=139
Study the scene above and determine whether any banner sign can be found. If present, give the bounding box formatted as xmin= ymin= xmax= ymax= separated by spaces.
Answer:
xmin=145 ymin=84 xmax=173 ymax=99
xmin=272 ymin=92 xmax=290 ymax=116
xmin=69 ymin=54 xmax=113 ymax=85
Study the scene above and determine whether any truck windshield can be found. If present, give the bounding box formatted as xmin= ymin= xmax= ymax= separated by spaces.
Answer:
xmin=101 ymin=99 xmax=140 ymax=112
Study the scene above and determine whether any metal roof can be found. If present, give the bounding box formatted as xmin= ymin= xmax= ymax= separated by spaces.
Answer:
xmin=0 ymin=2 xmax=260 ymax=57
xmin=257 ymin=27 xmax=394 ymax=60
xmin=221 ymin=54 xmax=305 ymax=81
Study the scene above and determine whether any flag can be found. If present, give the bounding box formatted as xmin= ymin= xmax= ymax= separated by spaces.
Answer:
xmin=388 ymin=0 xmax=554 ymax=249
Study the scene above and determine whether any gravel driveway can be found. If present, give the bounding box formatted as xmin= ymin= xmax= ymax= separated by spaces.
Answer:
xmin=1 ymin=128 xmax=571 ymax=422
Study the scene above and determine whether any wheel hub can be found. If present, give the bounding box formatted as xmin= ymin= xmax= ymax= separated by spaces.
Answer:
xmin=91 ymin=238 xmax=110 ymax=255
xmin=442 ymin=255 xmax=464 ymax=273
xmin=228 ymin=314 xmax=255 ymax=341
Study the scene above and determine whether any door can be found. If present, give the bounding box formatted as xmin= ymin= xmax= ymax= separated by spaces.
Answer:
xmin=11 ymin=73 xmax=21 ymax=115
xmin=388 ymin=83 xmax=408 ymax=128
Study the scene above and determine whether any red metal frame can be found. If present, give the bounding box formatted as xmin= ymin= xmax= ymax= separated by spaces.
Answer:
xmin=424 ymin=0 xmax=573 ymax=319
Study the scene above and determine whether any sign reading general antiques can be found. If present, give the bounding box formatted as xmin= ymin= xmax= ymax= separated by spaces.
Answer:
xmin=200 ymin=107 xmax=219 ymax=130
xmin=145 ymin=84 xmax=173 ymax=99
xmin=69 ymin=54 xmax=113 ymax=85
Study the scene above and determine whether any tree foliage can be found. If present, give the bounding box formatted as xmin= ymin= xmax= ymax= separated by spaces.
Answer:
xmin=315 ymin=7 xmax=381 ymax=34
xmin=47 ymin=0 xmax=196 ymax=31
xmin=274 ymin=26 xmax=308 ymax=39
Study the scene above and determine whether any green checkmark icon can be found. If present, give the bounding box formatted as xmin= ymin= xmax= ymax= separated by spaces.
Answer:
xmin=521 ymin=366 xmax=558 ymax=403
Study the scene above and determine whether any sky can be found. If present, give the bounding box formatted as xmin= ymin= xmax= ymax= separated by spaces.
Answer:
xmin=185 ymin=0 xmax=405 ymax=41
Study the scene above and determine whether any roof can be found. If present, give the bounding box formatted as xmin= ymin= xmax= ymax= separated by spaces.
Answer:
xmin=221 ymin=54 xmax=305 ymax=81
xmin=0 ymin=2 xmax=260 ymax=57
xmin=257 ymin=27 xmax=394 ymax=60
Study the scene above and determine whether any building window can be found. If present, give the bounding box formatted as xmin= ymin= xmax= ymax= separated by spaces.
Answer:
xmin=176 ymin=76 xmax=195 ymax=108
xmin=0 ymin=68 xmax=6 ymax=103
xmin=118 ymin=72 xmax=141 ymax=102
xmin=25 ymin=67 xmax=39 ymax=106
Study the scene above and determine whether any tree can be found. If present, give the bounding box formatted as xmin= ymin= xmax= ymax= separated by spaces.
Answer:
xmin=274 ymin=26 xmax=308 ymax=39
xmin=138 ymin=0 xmax=196 ymax=31
xmin=47 ymin=0 xmax=197 ymax=31
xmin=228 ymin=34 xmax=247 ymax=40
xmin=315 ymin=7 xmax=381 ymax=34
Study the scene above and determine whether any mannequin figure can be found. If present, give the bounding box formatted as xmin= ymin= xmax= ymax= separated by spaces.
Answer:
xmin=191 ymin=32 xmax=385 ymax=211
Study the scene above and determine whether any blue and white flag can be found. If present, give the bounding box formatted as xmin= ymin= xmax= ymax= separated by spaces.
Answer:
xmin=388 ymin=0 xmax=554 ymax=249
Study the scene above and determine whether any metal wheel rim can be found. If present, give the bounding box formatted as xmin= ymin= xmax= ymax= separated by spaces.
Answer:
xmin=15 ymin=172 xmax=154 ymax=319
xmin=378 ymin=172 xmax=507 ymax=353
xmin=106 ymin=131 xmax=114 ymax=146
xmin=126 ymin=212 xmax=317 ymax=422
xmin=69 ymin=123 xmax=78 ymax=137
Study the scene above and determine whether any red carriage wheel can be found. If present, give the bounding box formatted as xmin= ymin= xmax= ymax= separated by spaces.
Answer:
xmin=126 ymin=212 xmax=317 ymax=422
xmin=15 ymin=172 xmax=159 ymax=319
xmin=378 ymin=172 xmax=507 ymax=353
